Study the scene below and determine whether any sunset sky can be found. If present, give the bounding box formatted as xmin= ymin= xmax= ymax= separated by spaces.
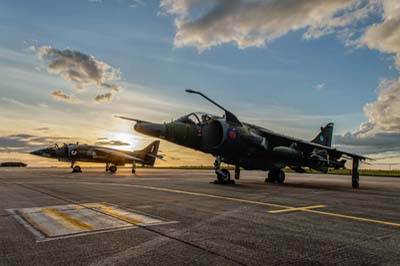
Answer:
xmin=0 ymin=0 xmax=399 ymax=168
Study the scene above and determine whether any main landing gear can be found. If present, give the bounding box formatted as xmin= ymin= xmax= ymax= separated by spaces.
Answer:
xmin=265 ymin=169 xmax=285 ymax=184
xmin=213 ymin=156 xmax=235 ymax=184
xmin=132 ymin=161 xmax=136 ymax=175
xmin=71 ymin=162 xmax=82 ymax=173
xmin=109 ymin=165 xmax=117 ymax=173
xmin=352 ymin=158 xmax=360 ymax=189
xmin=105 ymin=163 xmax=118 ymax=173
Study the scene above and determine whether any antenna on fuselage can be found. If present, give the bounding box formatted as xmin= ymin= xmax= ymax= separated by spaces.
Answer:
xmin=185 ymin=89 xmax=242 ymax=126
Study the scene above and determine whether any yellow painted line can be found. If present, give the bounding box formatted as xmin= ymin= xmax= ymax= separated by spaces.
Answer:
xmin=131 ymin=185 xmax=400 ymax=228
xmin=135 ymin=185 xmax=290 ymax=209
xmin=42 ymin=208 xmax=93 ymax=231
xmin=304 ymin=209 xmax=400 ymax=228
xmin=96 ymin=206 xmax=141 ymax=225
xmin=269 ymin=205 xmax=326 ymax=214
xmin=80 ymin=203 xmax=140 ymax=225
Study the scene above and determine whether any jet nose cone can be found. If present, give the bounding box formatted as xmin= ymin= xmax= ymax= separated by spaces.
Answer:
xmin=30 ymin=149 xmax=43 ymax=156
xmin=30 ymin=148 xmax=52 ymax=157
xmin=134 ymin=122 xmax=166 ymax=138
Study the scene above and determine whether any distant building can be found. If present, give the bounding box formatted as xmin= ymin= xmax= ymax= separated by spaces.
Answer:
xmin=0 ymin=162 xmax=27 ymax=167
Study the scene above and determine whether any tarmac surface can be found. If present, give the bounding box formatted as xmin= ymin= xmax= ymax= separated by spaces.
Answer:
xmin=0 ymin=168 xmax=399 ymax=266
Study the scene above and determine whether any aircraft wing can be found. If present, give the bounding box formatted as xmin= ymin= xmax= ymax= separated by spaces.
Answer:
xmin=93 ymin=147 xmax=145 ymax=163
xmin=246 ymin=123 xmax=369 ymax=160
xmin=300 ymin=139 xmax=368 ymax=160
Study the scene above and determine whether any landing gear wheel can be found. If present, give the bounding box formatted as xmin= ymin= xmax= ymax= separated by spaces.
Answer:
xmin=217 ymin=169 xmax=231 ymax=183
xmin=276 ymin=170 xmax=285 ymax=184
xmin=266 ymin=170 xmax=276 ymax=183
xmin=72 ymin=165 xmax=82 ymax=173
xmin=132 ymin=168 xmax=136 ymax=174
xmin=109 ymin=165 xmax=117 ymax=173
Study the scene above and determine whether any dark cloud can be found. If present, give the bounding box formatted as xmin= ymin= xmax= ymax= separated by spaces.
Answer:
xmin=35 ymin=46 xmax=121 ymax=103
xmin=95 ymin=140 xmax=131 ymax=146
xmin=334 ymin=132 xmax=400 ymax=154
xmin=51 ymin=89 xmax=79 ymax=103
xmin=35 ymin=127 xmax=50 ymax=132
xmin=0 ymin=134 xmax=71 ymax=153
xmin=94 ymin=92 xmax=113 ymax=103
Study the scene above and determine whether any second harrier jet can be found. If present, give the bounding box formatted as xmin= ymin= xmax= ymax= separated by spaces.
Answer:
xmin=31 ymin=141 xmax=161 ymax=174
xmin=118 ymin=90 xmax=367 ymax=188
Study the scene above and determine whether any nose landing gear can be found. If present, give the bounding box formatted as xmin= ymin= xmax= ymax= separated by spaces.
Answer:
xmin=213 ymin=156 xmax=235 ymax=184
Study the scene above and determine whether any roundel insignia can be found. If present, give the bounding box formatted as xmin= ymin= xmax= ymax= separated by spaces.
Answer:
xmin=71 ymin=149 xmax=78 ymax=156
xmin=227 ymin=128 xmax=239 ymax=141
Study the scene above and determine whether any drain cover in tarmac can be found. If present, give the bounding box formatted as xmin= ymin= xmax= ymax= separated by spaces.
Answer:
xmin=7 ymin=202 xmax=175 ymax=241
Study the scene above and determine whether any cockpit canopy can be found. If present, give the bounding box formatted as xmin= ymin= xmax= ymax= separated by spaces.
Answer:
xmin=175 ymin=112 xmax=220 ymax=125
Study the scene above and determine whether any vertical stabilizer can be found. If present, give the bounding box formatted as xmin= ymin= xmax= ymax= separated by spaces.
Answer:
xmin=311 ymin=123 xmax=334 ymax=147
xmin=134 ymin=140 xmax=160 ymax=166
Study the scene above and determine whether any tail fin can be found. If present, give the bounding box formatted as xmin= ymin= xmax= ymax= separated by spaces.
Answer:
xmin=311 ymin=123 xmax=334 ymax=147
xmin=135 ymin=140 xmax=160 ymax=166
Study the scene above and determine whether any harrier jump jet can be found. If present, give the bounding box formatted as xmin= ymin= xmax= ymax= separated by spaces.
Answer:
xmin=118 ymin=90 xmax=367 ymax=188
xmin=31 ymin=141 xmax=161 ymax=174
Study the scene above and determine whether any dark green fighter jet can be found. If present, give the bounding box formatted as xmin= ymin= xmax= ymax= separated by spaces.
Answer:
xmin=118 ymin=90 xmax=367 ymax=188
xmin=31 ymin=141 xmax=161 ymax=174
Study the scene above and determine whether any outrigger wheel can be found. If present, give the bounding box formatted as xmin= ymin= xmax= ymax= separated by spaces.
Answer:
xmin=352 ymin=158 xmax=360 ymax=189
xmin=109 ymin=165 xmax=117 ymax=173
xmin=72 ymin=165 xmax=82 ymax=173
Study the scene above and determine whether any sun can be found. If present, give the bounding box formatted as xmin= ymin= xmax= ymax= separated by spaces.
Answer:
xmin=106 ymin=132 xmax=140 ymax=151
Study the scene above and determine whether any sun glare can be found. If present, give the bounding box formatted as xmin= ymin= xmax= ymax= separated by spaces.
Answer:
xmin=106 ymin=132 xmax=140 ymax=151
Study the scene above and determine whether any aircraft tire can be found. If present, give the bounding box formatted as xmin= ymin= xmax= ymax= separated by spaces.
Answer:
xmin=266 ymin=170 xmax=276 ymax=183
xmin=132 ymin=168 xmax=136 ymax=174
xmin=72 ymin=166 xmax=82 ymax=173
xmin=109 ymin=166 xmax=117 ymax=173
xmin=217 ymin=169 xmax=231 ymax=183
xmin=276 ymin=170 xmax=285 ymax=184
xmin=352 ymin=179 xmax=359 ymax=189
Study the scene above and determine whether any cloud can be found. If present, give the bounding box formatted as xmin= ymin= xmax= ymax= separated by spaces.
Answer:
xmin=363 ymin=78 xmax=400 ymax=133
xmin=130 ymin=0 xmax=146 ymax=8
xmin=0 ymin=134 xmax=70 ymax=153
xmin=1 ymin=97 xmax=28 ymax=107
xmin=95 ymin=140 xmax=131 ymax=146
xmin=315 ymin=83 xmax=326 ymax=92
xmin=35 ymin=46 xmax=121 ymax=102
xmin=51 ymin=89 xmax=80 ymax=104
xmin=159 ymin=1 xmax=399 ymax=156
xmin=332 ymin=1 xmax=400 ymax=154
xmin=35 ymin=127 xmax=50 ymax=132
xmin=359 ymin=0 xmax=400 ymax=68
xmin=160 ymin=0 xmax=376 ymax=51
xmin=94 ymin=92 xmax=113 ymax=103
xmin=334 ymin=77 xmax=400 ymax=153
xmin=334 ymin=132 xmax=400 ymax=154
